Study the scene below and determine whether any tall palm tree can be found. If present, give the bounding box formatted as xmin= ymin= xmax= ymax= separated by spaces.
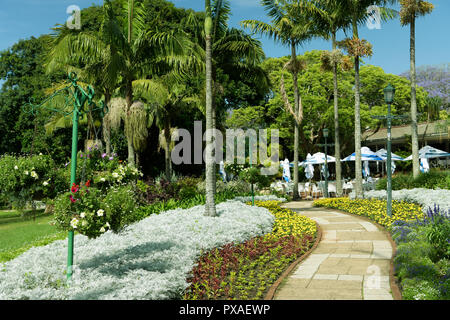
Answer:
xmin=47 ymin=0 xmax=200 ymax=167
xmin=204 ymin=0 xmax=216 ymax=217
xmin=313 ymin=0 xmax=353 ymax=197
xmin=338 ymin=0 xmax=397 ymax=198
xmin=242 ymin=0 xmax=319 ymax=200
xmin=200 ymin=0 xmax=268 ymax=216
xmin=400 ymin=0 xmax=434 ymax=178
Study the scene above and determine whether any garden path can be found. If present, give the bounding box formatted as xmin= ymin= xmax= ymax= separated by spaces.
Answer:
xmin=274 ymin=201 xmax=394 ymax=300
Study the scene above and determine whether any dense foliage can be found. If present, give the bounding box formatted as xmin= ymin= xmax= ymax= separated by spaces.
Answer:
xmin=391 ymin=205 xmax=450 ymax=300
xmin=376 ymin=170 xmax=450 ymax=191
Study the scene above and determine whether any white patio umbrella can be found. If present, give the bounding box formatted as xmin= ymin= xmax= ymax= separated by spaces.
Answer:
xmin=375 ymin=148 xmax=404 ymax=174
xmin=342 ymin=146 xmax=384 ymax=162
xmin=404 ymin=145 xmax=450 ymax=160
xmin=282 ymin=158 xmax=291 ymax=182
xmin=301 ymin=153 xmax=315 ymax=180
xmin=420 ymin=158 xmax=430 ymax=173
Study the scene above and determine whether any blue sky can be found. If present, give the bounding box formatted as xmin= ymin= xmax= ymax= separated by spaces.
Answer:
xmin=0 ymin=0 xmax=449 ymax=76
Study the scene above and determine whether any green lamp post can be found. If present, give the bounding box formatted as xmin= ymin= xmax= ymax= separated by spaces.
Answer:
xmin=318 ymin=128 xmax=334 ymax=198
xmin=22 ymin=72 xmax=105 ymax=282
xmin=384 ymin=84 xmax=395 ymax=217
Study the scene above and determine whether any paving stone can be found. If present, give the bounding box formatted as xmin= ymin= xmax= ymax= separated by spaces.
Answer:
xmin=307 ymin=279 xmax=362 ymax=290
xmin=363 ymin=295 xmax=393 ymax=300
xmin=313 ymin=274 xmax=339 ymax=280
xmin=274 ymin=202 xmax=394 ymax=301
xmin=338 ymin=275 xmax=364 ymax=281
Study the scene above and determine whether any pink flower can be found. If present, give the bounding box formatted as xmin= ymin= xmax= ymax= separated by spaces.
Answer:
xmin=69 ymin=195 xmax=77 ymax=203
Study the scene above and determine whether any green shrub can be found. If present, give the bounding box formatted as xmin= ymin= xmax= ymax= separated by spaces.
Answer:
xmin=0 ymin=154 xmax=59 ymax=208
xmin=53 ymin=183 xmax=138 ymax=239
xmin=401 ymin=279 xmax=441 ymax=300
xmin=104 ymin=185 xmax=139 ymax=230
xmin=376 ymin=170 xmax=450 ymax=191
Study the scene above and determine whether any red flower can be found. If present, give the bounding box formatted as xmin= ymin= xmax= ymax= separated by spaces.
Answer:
xmin=71 ymin=183 xmax=79 ymax=193
xmin=69 ymin=195 xmax=77 ymax=203
xmin=85 ymin=180 xmax=91 ymax=187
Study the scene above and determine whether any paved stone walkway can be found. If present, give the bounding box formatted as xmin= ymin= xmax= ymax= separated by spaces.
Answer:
xmin=274 ymin=201 xmax=394 ymax=300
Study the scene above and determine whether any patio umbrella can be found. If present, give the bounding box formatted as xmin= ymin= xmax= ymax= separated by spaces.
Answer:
xmin=363 ymin=160 xmax=370 ymax=178
xmin=302 ymin=153 xmax=315 ymax=180
xmin=375 ymin=148 xmax=403 ymax=174
xmin=404 ymin=145 xmax=450 ymax=160
xmin=282 ymin=158 xmax=291 ymax=182
xmin=375 ymin=148 xmax=405 ymax=161
xmin=420 ymin=158 xmax=430 ymax=173
xmin=342 ymin=146 xmax=384 ymax=162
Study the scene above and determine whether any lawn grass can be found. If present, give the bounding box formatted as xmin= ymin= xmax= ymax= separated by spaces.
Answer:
xmin=0 ymin=209 xmax=66 ymax=263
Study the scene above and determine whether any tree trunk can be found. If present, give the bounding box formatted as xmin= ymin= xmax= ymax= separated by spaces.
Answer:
xmin=104 ymin=91 xmax=111 ymax=155
xmin=410 ymin=16 xmax=420 ymax=178
xmin=332 ymin=32 xmax=343 ymax=197
xmin=353 ymin=23 xmax=363 ymax=198
xmin=125 ymin=81 xmax=135 ymax=167
xmin=164 ymin=116 xmax=172 ymax=180
xmin=291 ymin=42 xmax=300 ymax=201
xmin=204 ymin=0 xmax=216 ymax=217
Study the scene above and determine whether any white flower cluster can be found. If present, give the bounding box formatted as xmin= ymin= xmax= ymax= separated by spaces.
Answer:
xmin=352 ymin=188 xmax=450 ymax=214
xmin=0 ymin=201 xmax=274 ymax=300
xmin=233 ymin=195 xmax=287 ymax=203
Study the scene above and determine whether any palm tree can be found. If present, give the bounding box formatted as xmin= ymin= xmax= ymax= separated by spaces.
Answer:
xmin=204 ymin=0 xmax=216 ymax=216
xmin=337 ymin=0 xmax=397 ymax=198
xmin=47 ymin=0 xmax=200 ymax=167
xmin=400 ymin=0 xmax=434 ymax=178
xmin=313 ymin=0 xmax=353 ymax=197
xmin=242 ymin=0 xmax=319 ymax=200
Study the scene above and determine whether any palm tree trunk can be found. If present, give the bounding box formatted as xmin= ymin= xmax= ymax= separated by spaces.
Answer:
xmin=204 ymin=0 xmax=216 ymax=217
xmin=291 ymin=42 xmax=300 ymax=201
xmin=164 ymin=116 xmax=172 ymax=180
xmin=104 ymin=91 xmax=111 ymax=155
xmin=125 ymin=81 xmax=135 ymax=167
xmin=353 ymin=23 xmax=363 ymax=198
xmin=410 ymin=16 xmax=420 ymax=178
xmin=332 ymin=32 xmax=343 ymax=197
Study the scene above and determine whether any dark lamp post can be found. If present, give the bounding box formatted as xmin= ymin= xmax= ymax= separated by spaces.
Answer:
xmin=319 ymin=128 xmax=333 ymax=198
xmin=384 ymin=84 xmax=395 ymax=104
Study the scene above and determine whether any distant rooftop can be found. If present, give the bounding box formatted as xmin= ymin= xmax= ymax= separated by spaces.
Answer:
xmin=363 ymin=121 xmax=450 ymax=146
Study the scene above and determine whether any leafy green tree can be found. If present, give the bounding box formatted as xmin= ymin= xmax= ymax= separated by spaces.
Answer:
xmin=400 ymin=0 xmax=434 ymax=178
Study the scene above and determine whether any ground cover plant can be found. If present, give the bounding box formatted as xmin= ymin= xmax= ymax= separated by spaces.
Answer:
xmin=183 ymin=200 xmax=317 ymax=300
xmin=390 ymin=205 xmax=450 ymax=300
xmin=0 ymin=201 xmax=275 ymax=300
xmin=313 ymin=197 xmax=423 ymax=228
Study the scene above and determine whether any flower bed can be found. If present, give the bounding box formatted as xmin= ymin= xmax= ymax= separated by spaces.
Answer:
xmin=359 ymin=189 xmax=450 ymax=215
xmin=313 ymin=197 xmax=449 ymax=300
xmin=183 ymin=200 xmax=317 ymax=300
xmin=0 ymin=201 xmax=274 ymax=300
xmin=313 ymin=197 xmax=423 ymax=228
xmin=391 ymin=205 xmax=450 ymax=300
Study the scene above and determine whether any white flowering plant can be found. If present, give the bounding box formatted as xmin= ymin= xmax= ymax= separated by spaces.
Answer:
xmin=53 ymin=181 xmax=111 ymax=239
xmin=53 ymin=181 xmax=139 ymax=239
xmin=93 ymin=164 xmax=142 ymax=189
xmin=0 ymin=154 xmax=60 ymax=208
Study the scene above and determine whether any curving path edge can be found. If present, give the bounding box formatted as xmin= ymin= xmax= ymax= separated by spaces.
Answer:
xmin=273 ymin=201 xmax=398 ymax=300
